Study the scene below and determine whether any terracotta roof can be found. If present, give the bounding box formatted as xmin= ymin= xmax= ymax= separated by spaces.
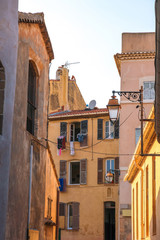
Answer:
xmin=18 ymin=12 xmax=54 ymax=62
xmin=49 ymin=108 xmax=108 ymax=120
xmin=114 ymin=51 xmax=155 ymax=76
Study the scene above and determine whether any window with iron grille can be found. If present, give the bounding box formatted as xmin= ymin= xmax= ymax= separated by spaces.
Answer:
xmin=27 ymin=61 xmax=37 ymax=135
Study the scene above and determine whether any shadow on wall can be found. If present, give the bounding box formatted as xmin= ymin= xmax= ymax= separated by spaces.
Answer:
xmin=149 ymin=186 xmax=160 ymax=239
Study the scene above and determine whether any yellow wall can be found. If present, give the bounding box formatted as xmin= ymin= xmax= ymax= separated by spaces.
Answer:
xmin=48 ymin=115 xmax=119 ymax=240
xmin=131 ymin=138 xmax=160 ymax=240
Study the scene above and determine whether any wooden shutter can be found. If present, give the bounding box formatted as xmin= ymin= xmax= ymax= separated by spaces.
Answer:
xmin=59 ymin=202 xmax=66 ymax=216
xmin=0 ymin=61 xmax=5 ymax=135
xmin=60 ymin=122 xmax=67 ymax=140
xmin=114 ymin=157 xmax=119 ymax=184
xmin=114 ymin=119 xmax=119 ymax=139
xmin=97 ymin=119 xmax=103 ymax=139
xmin=80 ymin=120 xmax=88 ymax=147
xmin=60 ymin=160 xmax=67 ymax=179
xmin=98 ymin=158 xmax=103 ymax=184
xmin=80 ymin=159 xmax=87 ymax=184
xmin=81 ymin=120 xmax=88 ymax=134
xmin=72 ymin=202 xmax=80 ymax=230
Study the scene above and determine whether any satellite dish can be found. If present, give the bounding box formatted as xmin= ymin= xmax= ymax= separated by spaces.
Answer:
xmin=89 ymin=100 xmax=96 ymax=110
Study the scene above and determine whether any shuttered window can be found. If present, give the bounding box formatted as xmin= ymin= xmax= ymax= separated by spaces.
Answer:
xmin=98 ymin=158 xmax=103 ymax=184
xmin=69 ymin=159 xmax=87 ymax=185
xmin=80 ymin=159 xmax=87 ymax=184
xmin=143 ymin=81 xmax=155 ymax=100
xmin=97 ymin=119 xmax=103 ymax=139
xmin=68 ymin=202 xmax=80 ymax=230
xmin=27 ymin=61 xmax=37 ymax=135
xmin=0 ymin=61 xmax=5 ymax=135
xmin=81 ymin=120 xmax=88 ymax=134
xmin=60 ymin=122 xmax=67 ymax=140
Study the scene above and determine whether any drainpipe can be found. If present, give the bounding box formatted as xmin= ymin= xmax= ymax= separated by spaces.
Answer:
xmin=134 ymin=159 xmax=144 ymax=240
xmin=27 ymin=144 xmax=33 ymax=239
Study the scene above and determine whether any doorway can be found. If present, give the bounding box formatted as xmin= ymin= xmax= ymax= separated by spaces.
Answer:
xmin=104 ymin=201 xmax=115 ymax=240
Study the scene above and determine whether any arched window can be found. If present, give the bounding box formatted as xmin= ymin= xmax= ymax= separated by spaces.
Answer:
xmin=0 ymin=61 xmax=5 ymax=135
xmin=27 ymin=61 xmax=37 ymax=135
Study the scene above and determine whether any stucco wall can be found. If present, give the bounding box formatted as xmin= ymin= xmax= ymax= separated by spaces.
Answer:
xmin=122 ymin=32 xmax=155 ymax=53
xmin=49 ymin=116 xmax=119 ymax=240
xmin=0 ymin=1 xmax=18 ymax=239
xmin=5 ymin=22 xmax=50 ymax=240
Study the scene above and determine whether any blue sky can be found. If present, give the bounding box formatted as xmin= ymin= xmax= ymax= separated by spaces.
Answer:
xmin=19 ymin=0 xmax=155 ymax=108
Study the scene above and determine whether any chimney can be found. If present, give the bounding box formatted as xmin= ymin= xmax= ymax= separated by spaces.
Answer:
xmin=59 ymin=66 xmax=69 ymax=110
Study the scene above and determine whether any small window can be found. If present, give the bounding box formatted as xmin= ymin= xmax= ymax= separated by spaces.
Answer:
xmin=70 ymin=162 xmax=80 ymax=184
xmin=105 ymin=121 xmax=114 ymax=139
xmin=67 ymin=202 xmax=79 ymax=230
xmin=69 ymin=159 xmax=87 ymax=185
xmin=70 ymin=122 xmax=80 ymax=142
xmin=143 ymin=81 xmax=155 ymax=100
xmin=47 ymin=197 xmax=52 ymax=219
xmin=106 ymin=159 xmax=114 ymax=174
xmin=135 ymin=128 xmax=141 ymax=145
xmin=27 ymin=61 xmax=37 ymax=135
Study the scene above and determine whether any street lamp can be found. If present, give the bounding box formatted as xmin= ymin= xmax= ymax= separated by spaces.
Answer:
xmin=105 ymin=169 xmax=120 ymax=183
xmin=107 ymin=86 xmax=160 ymax=156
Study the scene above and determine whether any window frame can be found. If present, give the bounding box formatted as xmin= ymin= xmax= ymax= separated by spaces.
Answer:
xmin=69 ymin=161 xmax=80 ymax=185
xmin=105 ymin=120 xmax=114 ymax=139
xmin=27 ymin=60 xmax=38 ymax=136
xmin=143 ymin=81 xmax=155 ymax=100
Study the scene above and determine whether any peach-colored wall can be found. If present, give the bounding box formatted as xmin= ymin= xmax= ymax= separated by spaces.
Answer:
xmin=122 ymin=32 xmax=155 ymax=53
xmin=49 ymin=115 xmax=119 ymax=240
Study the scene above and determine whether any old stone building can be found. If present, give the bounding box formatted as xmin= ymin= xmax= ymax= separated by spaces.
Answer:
xmin=0 ymin=9 xmax=59 ymax=240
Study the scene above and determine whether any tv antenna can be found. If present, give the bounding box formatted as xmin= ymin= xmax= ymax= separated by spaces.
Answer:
xmin=64 ymin=61 xmax=80 ymax=68
xmin=89 ymin=100 xmax=96 ymax=110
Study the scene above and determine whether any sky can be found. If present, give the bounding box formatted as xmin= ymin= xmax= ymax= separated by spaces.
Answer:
xmin=18 ymin=0 xmax=155 ymax=108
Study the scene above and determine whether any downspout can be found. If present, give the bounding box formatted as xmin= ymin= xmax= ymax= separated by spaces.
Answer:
xmin=134 ymin=158 xmax=144 ymax=240
xmin=56 ymin=188 xmax=60 ymax=240
xmin=27 ymin=144 xmax=33 ymax=239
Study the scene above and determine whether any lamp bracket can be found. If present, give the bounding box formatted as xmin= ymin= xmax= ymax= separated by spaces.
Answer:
xmin=112 ymin=90 xmax=141 ymax=103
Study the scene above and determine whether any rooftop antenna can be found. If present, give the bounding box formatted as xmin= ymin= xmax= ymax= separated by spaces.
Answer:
xmin=64 ymin=61 xmax=80 ymax=68
xmin=89 ymin=100 xmax=96 ymax=110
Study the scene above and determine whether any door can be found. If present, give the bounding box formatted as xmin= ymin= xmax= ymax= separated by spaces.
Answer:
xmin=104 ymin=202 xmax=115 ymax=240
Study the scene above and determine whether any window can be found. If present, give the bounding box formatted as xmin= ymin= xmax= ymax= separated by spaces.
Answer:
xmin=68 ymin=203 xmax=73 ymax=229
xmin=67 ymin=202 xmax=79 ymax=230
xmin=70 ymin=161 xmax=80 ymax=184
xmin=106 ymin=159 xmax=114 ymax=174
xmin=105 ymin=121 xmax=114 ymax=139
xmin=70 ymin=122 xmax=80 ymax=142
xmin=143 ymin=81 xmax=155 ymax=100
xmin=47 ymin=197 xmax=52 ymax=219
xmin=0 ymin=61 xmax=5 ymax=135
xmin=97 ymin=158 xmax=119 ymax=184
xmin=27 ymin=61 xmax=37 ymax=135
xmin=59 ymin=202 xmax=80 ymax=230
xmin=69 ymin=120 xmax=88 ymax=147
xmin=69 ymin=159 xmax=87 ymax=185
xmin=135 ymin=128 xmax=141 ymax=145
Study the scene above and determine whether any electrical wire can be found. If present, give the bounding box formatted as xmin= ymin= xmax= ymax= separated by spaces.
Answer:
xmin=43 ymin=107 xmax=140 ymax=157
